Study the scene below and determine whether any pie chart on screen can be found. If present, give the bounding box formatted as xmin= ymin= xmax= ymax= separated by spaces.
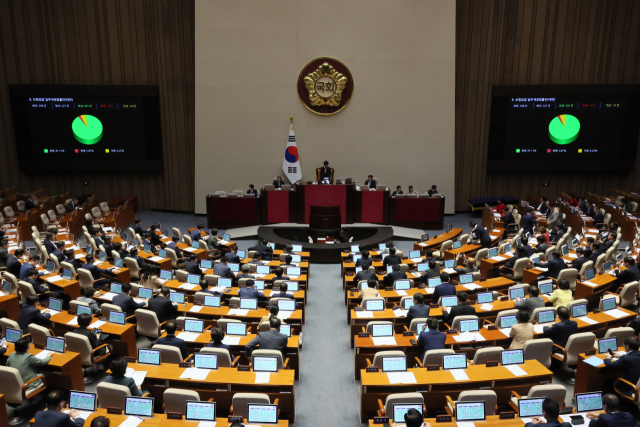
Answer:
xmin=72 ymin=115 xmax=103 ymax=145
xmin=549 ymin=114 xmax=580 ymax=145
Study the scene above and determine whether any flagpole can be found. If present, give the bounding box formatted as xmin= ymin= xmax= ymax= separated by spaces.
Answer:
xmin=290 ymin=116 xmax=293 ymax=130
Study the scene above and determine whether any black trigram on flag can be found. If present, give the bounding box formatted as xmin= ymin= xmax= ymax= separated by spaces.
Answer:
xmin=288 ymin=167 xmax=297 ymax=173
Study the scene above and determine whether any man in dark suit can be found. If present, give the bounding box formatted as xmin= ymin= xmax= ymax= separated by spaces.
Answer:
xmin=236 ymin=264 xmax=255 ymax=280
xmin=407 ymin=293 xmax=430 ymax=321
xmin=65 ymin=197 xmax=79 ymax=213
xmin=569 ymin=247 xmax=589 ymax=272
xmin=521 ymin=208 xmax=539 ymax=235
xmin=66 ymin=250 xmax=83 ymax=272
xmin=318 ymin=160 xmax=332 ymax=181
xmin=248 ymin=252 xmax=263 ymax=265
xmin=535 ymin=235 xmax=549 ymax=254
xmin=18 ymin=295 xmax=51 ymax=333
xmin=255 ymin=239 xmax=273 ymax=254
xmin=141 ymin=232 xmax=158 ymax=254
xmin=364 ymin=175 xmax=377 ymax=189
xmin=184 ymin=254 xmax=203 ymax=275
xmin=419 ymin=260 xmax=441 ymax=284
xmin=428 ymin=185 xmax=438 ymax=196
xmin=603 ymin=336 xmax=640 ymax=397
xmin=536 ymin=196 xmax=548 ymax=214
xmin=272 ymin=282 xmax=295 ymax=299
xmin=533 ymin=250 xmax=566 ymax=279
xmin=453 ymin=256 xmax=477 ymax=274
xmin=519 ymin=240 xmax=533 ymax=257
xmin=112 ymin=283 xmax=147 ymax=316
xmin=501 ymin=207 xmax=515 ymax=228
xmin=20 ymin=255 xmax=48 ymax=280
xmin=128 ymin=248 xmax=150 ymax=270
xmin=550 ymin=224 xmax=565 ymax=245
xmin=147 ymin=287 xmax=178 ymax=323
xmin=43 ymin=233 xmax=57 ymax=255
xmin=615 ymin=257 xmax=640 ymax=284
xmin=225 ymin=247 xmax=240 ymax=264
xmin=601 ymin=233 xmax=615 ymax=251
xmin=73 ymin=313 xmax=106 ymax=362
xmin=238 ymin=279 xmax=266 ymax=300
xmin=586 ymin=394 xmax=634 ymax=427
xmin=470 ymin=221 xmax=492 ymax=249
xmin=593 ymin=205 xmax=605 ymax=225
xmin=392 ymin=186 xmax=404 ymax=197
xmin=417 ymin=317 xmax=446 ymax=360
xmin=190 ymin=224 xmax=204 ymax=243
xmin=52 ymin=241 xmax=67 ymax=263
xmin=383 ymin=264 xmax=407 ymax=287
xmin=25 ymin=194 xmax=38 ymax=210
xmin=25 ymin=268 xmax=63 ymax=301
xmin=213 ymin=256 xmax=235 ymax=279
xmin=0 ymin=240 xmax=9 ymax=268
xmin=524 ymin=398 xmax=570 ymax=427
xmin=6 ymin=248 xmax=23 ymax=278
xmin=156 ymin=320 xmax=188 ymax=359
xmin=501 ymin=246 xmax=526 ymax=275
xmin=101 ymin=236 xmax=115 ymax=257
xmin=579 ymin=197 xmax=588 ymax=213
xmin=166 ymin=236 xmax=184 ymax=260
xmin=382 ymin=248 xmax=402 ymax=268
xmin=443 ymin=291 xmax=476 ymax=324
xmin=245 ymin=317 xmax=289 ymax=357
xmin=272 ymin=176 xmax=283 ymax=189
xmin=432 ymin=273 xmax=456 ymax=302
xmin=355 ymin=250 xmax=373 ymax=269
xmin=247 ymin=184 xmax=257 ymax=195
xmin=35 ymin=390 xmax=85 ymax=427
xmin=588 ymin=242 xmax=605 ymax=263
xmin=355 ymin=266 xmax=377 ymax=282
xmin=543 ymin=307 xmax=577 ymax=353
xmin=272 ymin=266 xmax=289 ymax=282
xmin=132 ymin=218 xmax=145 ymax=237
xmin=93 ymin=230 xmax=106 ymax=250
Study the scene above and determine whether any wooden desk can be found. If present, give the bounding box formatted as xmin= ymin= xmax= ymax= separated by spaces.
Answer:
xmin=103 ymin=202 xmax=135 ymax=232
xmin=369 ymin=415 xmax=548 ymax=427
xmin=176 ymin=303 xmax=304 ymax=325
xmin=49 ymin=311 xmax=138 ymax=357
xmin=138 ymin=251 xmax=172 ymax=271
xmin=359 ymin=359 xmax=552 ymax=421
xmin=0 ymin=342 xmax=84 ymax=391
xmin=60 ymin=203 xmax=98 ymax=241
xmin=574 ymin=273 xmax=618 ymax=303
xmin=574 ymin=346 xmax=624 ymax=397
xmin=480 ymin=252 xmax=514 ymax=279
xmin=444 ymin=243 xmax=482 ymax=260
xmin=122 ymin=363 xmax=296 ymax=422
xmin=41 ymin=274 xmax=81 ymax=300
xmin=0 ymin=294 xmax=20 ymax=320
xmin=413 ymin=228 xmax=463 ymax=252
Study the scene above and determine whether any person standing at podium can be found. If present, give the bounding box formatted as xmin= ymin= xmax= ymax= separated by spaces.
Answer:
xmin=272 ymin=176 xmax=283 ymax=189
xmin=318 ymin=161 xmax=332 ymax=181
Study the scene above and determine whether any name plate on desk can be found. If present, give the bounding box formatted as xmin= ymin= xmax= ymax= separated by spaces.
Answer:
xmin=560 ymin=407 xmax=574 ymax=415
xmin=167 ymin=412 xmax=182 ymax=420
xmin=67 ymin=310 xmax=76 ymax=316
xmin=366 ymin=367 xmax=380 ymax=373
xmin=446 ymin=329 xmax=457 ymax=334
xmin=178 ymin=362 xmax=190 ymax=368
xmin=237 ymin=365 xmax=250 ymax=371
xmin=385 ymin=287 xmax=393 ymax=291
xmin=427 ymin=365 xmax=440 ymax=371
xmin=193 ymin=302 xmax=202 ymax=306
xmin=486 ymin=361 xmax=499 ymax=367
xmin=487 ymin=325 xmax=498 ymax=330
xmin=430 ymin=303 xmax=439 ymax=308
xmin=359 ymin=332 xmax=370 ymax=337
xmin=107 ymin=407 xmax=122 ymax=415
xmin=403 ymin=331 xmax=414 ymax=336
xmin=228 ymin=416 xmax=243 ymax=423
xmin=34 ymin=343 xmax=45 ymax=349
xmin=436 ymin=415 xmax=452 ymax=422
xmin=354 ymin=307 xmax=363 ymax=311
xmin=592 ymin=309 xmax=601 ymax=313
xmin=499 ymin=411 xmax=515 ymax=419
xmin=351 ymin=288 xmax=358 ymax=292
xmin=373 ymin=417 xmax=389 ymax=424
xmin=584 ymin=349 xmax=596 ymax=356
xmin=125 ymin=357 xmax=136 ymax=363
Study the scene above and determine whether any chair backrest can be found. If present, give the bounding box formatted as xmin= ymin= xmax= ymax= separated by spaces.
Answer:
xmin=203 ymin=274 xmax=219 ymax=285
xmin=28 ymin=324 xmax=53 ymax=347
xmin=16 ymin=201 xmax=25 ymax=211
xmin=163 ymin=389 xmax=201 ymax=414
xmin=365 ymin=321 xmax=393 ymax=335
xmin=372 ymin=350 xmax=405 ymax=368
xmin=0 ymin=366 xmax=26 ymax=404
xmin=525 ymin=384 xmax=567 ymax=406
xmin=172 ymin=228 xmax=181 ymax=238
xmin=512 ymin=258 xmax=529 ymax=279
xmin=47 ymin=210 xmax=56 ymax=221
xmin=456 ymin=390 xmax=497 ymax=416
xmin=439 ymin=240 xmax=453 ymax=258
xmin=231 ymin=393 xmax=271 ymax=418
xmin=111 ymin=250 xmax=121 ymax=260
xmin=136 ymin=309 xmax=160 ymax=338
xmin=69 ymin=299 xmax=91 ymax=313
xmin=472 ymin=347 xmax=503 ymax=365
xmin=17 ymin=280 xmax=36 ymax=303
xmin=124 ymin=257 xmax=141 ymax=279
xmin=4 ymin=206 xmax=14 ymax=217
xmin=97 ymin=383 xmax=131 ymax=408
xmin=61 ymin=261 xmax=77 ymax=277
xmin=579 ymin=260 xmax=593 ymax=277
xmin=217 ymin=318 xmax=241 ymax=331
xmin=49 ymin=253 xmax=61 ymax=271
xmin=451 ymin=315 xmax=478 ymax=330
xmin=408 ymin=318 xmax=428 ymax=333
xmin=0 ymin=318 xmax=20 ymax=336
xmin=56 ymin=204 xmax=66 ymax=215
xmin=91 ymin=207 xmax=102 ymax=219
xmin=531 ymin=307 xmax=556 ymax=324
xmin=183 ymin=235 xmax=193 ymax=246
xmin=494 ymin=309 xmax=519 ymax=327
xmin=603 ymin=213 xmax=611 ymax=224
xmin=100 ymin=202 xmax=110 ymax=215
xmin=604 ymin=327 xmax=635 ymax=347
xmin=422 ymin=349 xmax=455 ymax=366
xmin=2 ymin=273 xmax=19 ymax=296
xmin=77 ymin=268 xmax=96 ymax=289
xmin=384 ymin=393 xmax=424 ymax=418
xmin=175 ymin=270 xmax=188 ymax=282
xmin=564 ymin=332 xmax=596 ymax=365
xmin=459 ymin=234 xmax=469 ymax=246
xmin=152 ymin=344 xmax=184 ymax=363
xmin=543 ymin=246 xmax=554 ymax=262
xmin=595 ymin=254 xmax=606 ymax=274
xmin=199 ymin=348 xmax=234 ymax=367
xmin=65 ymin=332 xmax=94 ymax=366
xmin=100 ymin=303 xmax=122 ymax=320
xmin=566 ymin=298 xmax=588 ymax=315
xmin=618 ymin=281 xmax=639 ymax=307
xmin=474 ymin=249 xmax=489 ymax=266
xmin=523 ymin=338 xmax=553 ymax=368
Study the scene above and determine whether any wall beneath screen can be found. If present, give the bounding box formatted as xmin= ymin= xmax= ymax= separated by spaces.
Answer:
xmin=194 ymin=0 xmax=456 ymax=214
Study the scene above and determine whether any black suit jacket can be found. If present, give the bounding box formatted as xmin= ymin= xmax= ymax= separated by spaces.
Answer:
xmin=551 ymin=229 xmax=565 ymax=243
xmin=0 ymin=250 xmax=9 ymax=268
xmin=73 ymin=326 xmax=106 ymax=357
xmin=543 ymin=318 xmax=578 ymax=349
xmin=272 ymin=180 xmax=283 ymax=189
xmin=184 ymin=261 xmax=202 ymax=275
xmin=364 ymin=179 xmax=377 ymax=189
xmin=472 ymin=226 xmax=491 ymax=245
xmin=246 ymin=189 xmax=257 ymax=195
xmin=6 ymin=255 xmax=21 ymax=277
xmin=570 ymin=256 xmax=589 ymax=271
xmin=536 ymin=257 xmax=567 ymax=279
xmin=383 ymin=255 xmax=402 ymax=268
xmin=34 ymin=409 xmax=84 ymax=427
xmin=226 ymin=252 xmax=240 ymax=263
xmin=593 ymin=211 xmax=604 ymax=224
xmin=603 ymin=350 xmax=640 ymax=396
xmin=44 ymin=239 xmax=57 ymax=255
xmin=444 ymin=303 xmax=476 ymax=324
xmin=18 ymin=304 xmax=51 ymax=333
xmin=112 ymin=293 xmax=146 ymax=316
xmin=25 ymin=199 xmax=38 ymax=210
xmin=167 ymin=242 xmax=184 ymax=259
xmin=318 ymin=166 xmax=332 ymax=180
xmin=588 ymin=412 xmax=634 ymax=427
xmin=65 ymin=201 xmax=77 ymax=213
xmin=157 ymin=334 xmax=188 ymax=359
xmin=383 ymin=271 xmax=407 ymax=287
xmin=616 ymin=264 xmax=640 ymax=284
xmin=355 ymin=258 xmax=373 ymax=269
xmin=502 ymin=212 xmax=515 ymax=227
xmin=521 ymin=214 xmax=539 ymax=235
xmin=355 ymin=270 xmax=378 ymax=282
xmin=432 ymin=282 xmax=457 ymax=302
xmin=407 ymin=303 xmax=430 ymax=322
xmin=147 ymin=296 xmax=178 ymax=323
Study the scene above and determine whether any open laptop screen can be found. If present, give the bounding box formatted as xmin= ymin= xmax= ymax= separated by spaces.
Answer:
xmin=247 ymin=404 xmax=278 ymax=425
xmin=69 ymin=391 xmax=97 ymax=412
xmin=125 ymin=397 xmax=154 ymax=418
xmin=186 ymin=401 xmax=216 ymax=421
xmin=576 ymin=392 xmax=603 ymax=413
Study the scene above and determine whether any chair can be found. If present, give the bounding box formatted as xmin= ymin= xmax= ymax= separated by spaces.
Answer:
xmin=509 ymin=385 xmax=567 ymax=411
xmin=4 ymin=206 xmax=15 ymax=220
xmin=231 ymin=393 xmax=274 ymax=418
xmin=579 ymin=260 xmax=594 ymax=278
xmin=433 ymin=240 xmax=453 ymax=259
xmin=40 ymin=214 xmax=57 ymax=230
xmin=77 ymin=268 xmax=100 ymax=290
xmin=523 ymin=338 xmax=553 ymax=368
xmin=566 ymin=299 xmax=589 ymax=316
xmin=124 ymin=257 xmax=141 ymax=280
xmin=27 ymin=324 xmax=54 ymax=348
xmin=406 ymin=318 xmax=428 ymax=334
xmin=446 ymin=391 xmax=498 ymax=416
xmin=199 ymin=347 xmax=241 ymax=367
xmin=97 ymin=383 xmax=132 ymax=408
xmin=500 ymin=258 xmax=529 ymax=282
xmin=367 ymin=350 xmax=405 ymax=368
xmin=47 ymin=209 xmax=60 ymax=223
xmin=165 ymin=248 xmax=186 ymax=270
xmin=183 ymin=235 xmax=193 ymax=246
xmin=56 ymin=204 xmax=66 ymax=216
xmin=0 ymin=318 xmax=20 ymax=337
xmin=91 ymin=206 xmax=103 ymax=220
xmin=152 ymin=344 xmax=185 ymax=364
xmin=415 ymin=349 xmax=455 ymax=368
xmin=136 ymin=309 xmax=164 ymax=339
xmin=0 ymin=366 xmax=47 ymax=424
xmin=100 ymin=202 xmax=110 ymax=216
xmin=600 ymin=327 xmax=635 ymax=348
xmin=474 ymin=249 xmax=489 ymax=267
xmin=377 ymin=393 xmax=424 ymax=418
xmin=163 ymin=389 xmax=201 ymax=414
xmin=1 ymin=273 xmax=19 ymax=296
xmin=174 ymin=270 xmax=188 ymax=283
xmin=472 ymin=347 xmax=503 ymax=365
xmin=594 ymin=254 xmax=606 ymax=274
xmin=111 ymin=250 xmax=121 ymax=260
xmin=448 ymin=315 xmax=479 ymax=331
xmin=614 ymin=377 xmax=640 ymax=406
xmin=65 ymin=332 xmax=112 ymax=383
xmin=556 ymin=268 xmax=579 ymax=290
xmin=172 ymin=228 xmax=181 ymax=238
xmin=604 ymin=281 xmax=639 ymax=308
xmin=552 ymin=332 xmax=596 ymax=375
xmin=203 ymin=274 xmax=219 ymax=286
xmin=17 ymin=281 xmax=38 ymax=303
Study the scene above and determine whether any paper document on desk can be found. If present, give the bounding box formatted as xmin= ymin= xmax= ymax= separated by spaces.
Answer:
xmin=450 ymin=369 xmax=469 ymax=381
xmin=177 ymin=332 xmax=200 ymax=342
xmin=536 ymin=268 xmax=549 ymax=272
xmin=355 ymin=311 xmax=374 ymax=318
xmin=395 ymin=290 xmax=408 ymax=296
xmin=533 ymin=323 xmax=551 ymax=334
xmin=218 ymin=240 xmax=229 ymax=245
xmin=505 ymin=364 xmax=527 ymax=376
xmin=583 ymin=356 xmax=605 ymax=367
xmin=567 ymin=254 xmax=578 ymax=258
xmin=198 ymin=422 xmax=217 ymax=427
xmin=227 ymin=309 xmax=250 ymax=316
xmin=253 ymin=274 xmax=266 ymax=278
xmin=278 ymin=311 xmax=293 ymax=320
xmin=418 ymin=242 xmax=427 ymax=247
xmin=132 ymin=298 xmax=147 ymax=305
xmin=35 ymin=350 xmax=52 ymax=359
xmin=255 ymin=372 xmax=271 ymax=384
xmin=125 ymin=370 xmax=147 ymax=386
xmin=426 ymin=288 xmax=435 ymax=294
xmin=394 ymin=309 xmax=408 ymax=318
xmin=386 ymin=372 xmax=417 ymax=384
xmin=118 ymin=416 xmax=145 ymax=427
xmin=75 ymin=254 xmax=85 ymax=259
xmin=189 ymin=305 xmax=203 ymax=313
xmin=222 ymin=336 xmax=241 ymax=345
xmin=43 ymin=309 xmax=60 ymax=316
xmin=582 ymin=281 xmax=599 ymax=287
xmin=183 ymin=247 xmax=197 ymax=252
xmin=288 ymin=275 xmax=300 ymax=280
xmin=412 ymin=272 xmax=421 ymax=278
xmin=46 ymin=275 xmax=64 ymax=282
xmin=181 ymin=368 xmax=210 ymax=380
xmin=411 ymin=258 xmax=424 ymax=264
xmin=580 ymin=317 xmax=599 ymax=325
xmin=148 ymin=256 xmax=164 ymax=262
xmin=67 ymin=317 xmax=79 ymax=326
xmin=479 ymin=304 xmax=493 ymax=311
xmin=179 ymin=284 xmax=198 ymax=290
xmin=490 ymin=256 xmax=506 ymax=261
xmin=585 ymin=233 xmax=598 ymax=238
xmin=89 ymin=320 xmax=106 ymax=329
xmin=604 ymin=309 xmax=628 ymax=319
xmin=65 ymin=410 xmax=93 ymax=420
xmin=457 ymin=422 xmax=476 ymax=427
xmin=101 ymin=292 xmax=118 ymax=301
xmin=453 ymin=332 xmax=485 ymax=342
xmin=464 ymin=284 xmax=482 ymax=290
xmin=372 ymin=337 xmax=397 ymax=346
xmin=0 ymin=291 xmax=5 ymax=297
xmin=500 ymin=328 xmax=512 ymax=337
xmin=443 ymin=268 xmax=457 ymax=274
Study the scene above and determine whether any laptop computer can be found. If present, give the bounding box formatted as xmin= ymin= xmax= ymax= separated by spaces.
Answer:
xmin=381 ymin=356 xmax=407 ymax=372
xmin=76 ymin=304 xmax=93 ymax=316
xmin=223 ymin=233 xmax=231 ymax=242
xmin=379 ymin=243 xmax=388 ymax=250
xmin=46 ymin=261 xmax=55 ymax=273
xmin=291 ymin=254 xmax=302 ymax=263
xmin=455 ymin=401 xmax=486 ymax=422
xmin=185 ymin=319 xmax=204 ymax=333
xmin=403 ymin=299 xmax=414 ymax=310
xmin=2 ymin=280 xmax=11 ymax=294
xmin=169 ymin=292 xmax=185 ymax=304
xmin=537 ymin=309 xmax=555 ymax=324
xmin=584 ymin=268 xmax=596 ymax=281
xmin=186 ymin=400 xmax=216 ymax=421
xmin=125 ymin=396 xmax=154 ymax=418
xmin=597 ymin=337 xmax=618 ymax=355
xmin=158 ymin=249 xmax=167 ymax=259
xmin=256 ymin=265 xmax=270 ymax=275
xmin=187 ymin=274 xmax=200 ymax=284
xmin=576 ymin=392 xmax=603 ymax=413
xmin=200 ymin=260 xmax=212 ymax=269
xmin=226 ymin=323 xmax=248 ymax=336
xmin=48 ymin=298 xmax=63 ymax=312
xmin=247 ymin=404 xmax=279 ymax=425
xmin=239 ymin=298 xmax=258 ymax=310
xmin=351 ymin=245 xmax=360 ymax=253
xmin=46 ymin=336 xmax=65 ymax=353
xmin=69 ymin=390 xmax=97 ymax=412
xmin=110 ymin=283 xmax=123 ymax=294
xmin=459 ymin=274 xmax=473 ymax=285
xmin=601 ymin=297 xmax=617 ymax=312
xmin=253 ymin=356 xmax=279 ymax=372
xmin=237 ymin=250 xmax=246 ymax=259
xmin=5 ymin=328 xmax=21 ymax=343
xmin=371 ymin=324 xmax=394 ymax=337
xmin=62 ymin=269 xmax=73 ymax=280
xmin=114 ymin=258 xmax=124 ymax=268
xmin=501 ymin=349 xmax=524 ymax=365
xmin=453 ymin=241 xmax=462 ymax=249
xmin=98 ymin=252 xmax=106 ymax=262
xmin=291 ymin=245 xmax=302 ymax=252
xmin=443 ymin=354 xmax=467 ymax=370
xmin=409 ymin=250 xmax=421 ymax=259
xmin=254 ymin=280 xmax=265 ymax=291
xmin=444 ymin=259 xmax=455 ymax=269
xmin=138 ymin=349 xmax=161 ymax=365
xmin=204 ymin=295 xmax=221 ymax=307
xmin=109 ymin=311 xmax=126 ymax=325
xmin=193 ymin=353 xmax=218 ymax=370
xmin=538 ymin=279 xmax=553 ymax=295
xmin=277 ymin=299 xmax=296 ymax=311
xmin=441 ymin=296 xmax=458 ymax=307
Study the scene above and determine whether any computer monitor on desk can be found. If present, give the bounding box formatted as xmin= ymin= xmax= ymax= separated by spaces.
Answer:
xmin=455 ymin=401 xmax=486 ymax=422
xmin=248 ymin=404 xmax=279 ymax=425
xmin=537 ymin=309 xmax=555 ymax=324
xmin=186 ymin=400 xmax=216 ymax=421
xmin=125 ymin=396 xmax=154 ymax=418
xmin=393 ymin=404 xmax=423 ymax=424
xmin=371 ymin=324 xmax=393 ymax=337
xmin=576 ymin=392 xmax=603 ymax=413
xmin=381 ymin=356 xmax=407 ymax=372
xmin=518 ymin=398 xmax=544 ymax=418
xmin=443 ymin=354 xmax=467 ymax=370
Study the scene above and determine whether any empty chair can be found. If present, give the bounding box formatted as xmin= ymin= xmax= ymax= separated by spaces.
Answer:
xmin=40 ymin=214 xmax=57 ymax=230
xmin=509 ymin=385 xmax=567 ymax=411
xmin=556 ymin=268 xmax=579 ymax=290
xmin=601 ymin=327 xmax=635 ymax=348
xmin=77 ymin=268 xmax=100 ymax=290
xmin=368 ymin=350 xmax=405 ymax=368
xmin=152 ymin=344 xmax=185 ymax=364
xmin=474 ymin=249 xmax=489 ymax=267
xmin=99 ymin=303 xmax=123 ymax=320
xmin=56 ymin=204 xmax=66 ymax=216
xmin=199 ymin=347 xmax=240 ymax=367
xmin=136 ymin=309 xmax=162 ymax=339
xmin=0 ymin=366 xmax=47 ymax=424
xmin=594 ymin=254 xmax=606 ymax=274
xmin=231 ymin=393 xmax=273 ymax=418
xmin=100 ymin=202 xmax=110 ymax=216
xmin=433 ymin=240 xmax=453 ymax=259
xmin=605 ymin=282 xmax=639 ymax=308
xmin=163 ymin=389 xmax=201 ymax=414
xmin=183 ymin=234 xmax=193 ymax=246
xmin=378 ymin=393 xmax=424 ymax=418
xmin=91 ymin=206 xmax=103 ymax=220
xmin=415 ymin=349 xmax=455 ymax=368
xmin=471 ymin=347 xmax=503 ymax=365
xmin=446 ymin=390 xmax=498 ymax=416
xmin=172 ymin=228 xmax=181 ymax=238
xmin=523 ymin=338 xmax=553 ymax=368
xmin=27 ymin=324 xmax=54 ymax=348
xmin=65 ymin=332 xmax=112 ymax=383
xmin=500 ymin=258 xmax=529 ymax=282
xmin=124 ymin=257 xmax=142 ymax=281
xmin=0 ymin=318 xmax=20 ymax=337
xmin=97 ymin=383 xmax=131 ymax=408
xmin=4 ymin=206 xmax=15 ymax=220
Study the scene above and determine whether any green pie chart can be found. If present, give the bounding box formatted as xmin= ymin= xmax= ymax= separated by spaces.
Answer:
xmin=72 ymin=114 xmax=103 ymax=145
xmin=549 ymin=114 xmax=580 ymax=145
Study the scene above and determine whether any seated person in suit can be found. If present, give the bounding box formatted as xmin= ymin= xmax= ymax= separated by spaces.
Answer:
xmin=51 ymin=241 xmax=67 ymax=262
xmin=156 ymin=320 xmax=188 ymax=359
xmin=190 ymin=224 xmax=205 ymax=242
xmin=358 ymin=279 xmax=379 ymax=299
xmin=407 ymin=185 xmax=418 ymax=195
xmin=8 ymin=337 xmax=51 ymax=392
xmin=420 ymin=259 xmax=441 ymax=284
xmin=128 ymin=248 xmax=150 ymax=270
xmin=501 ymin=206 xmax=515 ymax=228
xmin=524 ymin=398 xmax=570 ymax=427
xmin=318 ymin=160 xmax=332 ymax=181
xmin=382 ymin=248 xmax=402 ymax=268
xmin=20 ymin=254 xmax=47 ymax=280
xmin=422 ymin=249 xmax=437 ymax=265
xmin=381 ymin=241 xmax=394 ymax=254
xmin=24 ymin=268 xmax=63 ymax=301
xmin=536 ymin=196 xmax=548 ymax=213
xmin=6 ymin=248 xmax=24 ymax=278
xmin=112 ymin=242 xmax=128 ymax=260
xmin=258 ymin=305 xmax=289 ymax=331
xmin=248 ymin=252 xmax=263 ymax=265
xmin=18 ymin=295 xmax=51 ymax=333
xmin=432 ymin=272 xmax=456 ymax=302
xmin=74 ymin=313 xmax=107 ymax=367
xmin=417 ymin=317 xmax=446 ymax=359
xmin=272 ymin=176 xmax=284 ymax=189
xmin=101 ymin=236 xmax=115 ymax=258
xmin=543 ymin=306 xmax=577 ymax=353
xmin=112 ymin=282 xmax=147 ymax=316
xmin=282 ymin=255 xmax=294 ymax=266
xmin=65 ymin=196 xmax=79 ymax=213
xmin=531 ymin=250 xmax=567 ymax=279
xmin=198 ymin=279 xmax=221 ymax=296
xmin=147 ymin=286 xmax=178 ymax=323
xmin=273 ymin=266 xmax=289 ymax=282
xmin=166 ymin=236 xmax=184 ymax=259
xmin=519 ymin=240 xmax=533 ymax=257
xmin=255 ymin=239 xmax=273 ymax=254
xmin=24 ymin=194 xmax=39 ymax=210
xmin=453 ymin=255 xmax=477 ymax=274
xmin=132 ymin=218 xmax=145 ymax=237
xmin=615 ymin=257 xmax=640 ymax=284
xmin=569 ymin=247 xmax=589 ymax=271
xmin=206 ymin=326 xmax=231 ymax=355
xmin=364 ymin=175 xmax=376 ymax=189
xmin=600 ymin=233 xmax=615 ymax=251
xmin=225 ymin=247 xmax=240 ymax=264
xmin=514 ymin=284 xmax=545 ymax=316
xmin=509 ymin=310 xmax=534 ymax=349
xmin=383 ymin=264 xmax=407 ymax=287
xmin=247 ymin=184 xmax=257 ymax=195
xmin=35 ymin=390 xmax=85 ymax=427
xmin=392 ymin=186 xmax=403 ymax=197
xmin=550 ymin=224 xmax=565 ymax=244
xmin=0 ymin=240 xmax=8 ymax=268
xmin=236 ymin=264 xmax=255 ymax=280
xmin=428 ymin=185 xmax=438 ymax=196
xmin=602 ymin=336 xmax=640 ymax=397
xmin=238 ymin=279 xmax=266 ymax=300
xmin=185 ymin=254 xmax=203 ymax=275
xmin=501 ymin=245 xmax=526 ymax=275
xmin=245 ymin=317 xmax=288 ymax=358
xmin=272 ymin=281 xmax=295 ymax=299
xmin=86 ymin=218 xmax=98 ymax=236
xmin=141 ymin=232 xmax=158 ymax=254
xmin=355 ymin=250 xmax=373 ymax=269
xmin=355 ymin=265 xmax=377 ymax=282
xmin=592 ymin=205 xmax=605 ymax=225
xmin=93 ymin=230 xmax=105 ymax=251
xmin=103 ymin=356 xmax=143 ymax=396
xmin=77 ymin=287 xmax=101 ymax=314
xmin=443 ymin=291 xmax=476 ymax=324
xmin=65 ymin=249 xmax=83 ymax=272
xmin=43 ymin=233 xmax=57 ymax=255
xmin=521 ymin=208 xmax=539 ymax=236
xmin=407 ymin=293 xmax=430 ymax=321
xmin=586 ymin=393 xmax=634 ymax=427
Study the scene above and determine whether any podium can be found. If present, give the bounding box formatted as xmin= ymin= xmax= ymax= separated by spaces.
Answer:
xmin=309 ymin=205 xmax=341 ymax=231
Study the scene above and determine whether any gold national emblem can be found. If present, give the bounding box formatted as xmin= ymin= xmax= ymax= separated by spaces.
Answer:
xmin=303 ymin=62 xmax=348 ymax=107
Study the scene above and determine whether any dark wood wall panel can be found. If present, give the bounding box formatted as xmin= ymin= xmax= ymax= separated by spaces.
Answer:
xmin=456 ymin=0 xmax=640 ymax=211
xmin=0 ymin=0 xmax=195 ymax=211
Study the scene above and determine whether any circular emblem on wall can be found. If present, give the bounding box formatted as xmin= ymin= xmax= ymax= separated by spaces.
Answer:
xmin=297 ymin=57 xmax=354 ymax=116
